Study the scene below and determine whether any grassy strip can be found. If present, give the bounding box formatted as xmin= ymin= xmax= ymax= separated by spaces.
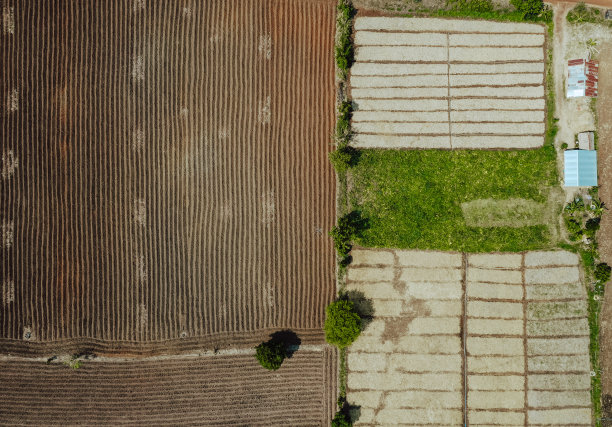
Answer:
xmin=399 ymin=0 xmax=552 ymax=22
xmin=588 ymin=285 xmax=602 ymax=426
xmin=331 ymin=2 xmax=355 ymax=422
xmin=335 ymin=0 xmax=355 ymax=80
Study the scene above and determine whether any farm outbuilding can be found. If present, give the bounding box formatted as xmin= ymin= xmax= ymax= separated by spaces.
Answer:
xmin=564 ymin=150 xmax=598 ymax=187
xmin=567 ymin=59 xmax=599 ymax=98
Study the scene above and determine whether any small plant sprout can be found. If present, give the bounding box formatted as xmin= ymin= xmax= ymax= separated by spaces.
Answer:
xmin=586 ymin=38 xmax=599 ymax=59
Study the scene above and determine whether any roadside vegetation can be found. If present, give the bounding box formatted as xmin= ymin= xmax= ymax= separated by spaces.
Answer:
xmin=561 ymin=190 xmax=610 ymax=426
xmin=368 ymin=0 xmax=553 ymax=22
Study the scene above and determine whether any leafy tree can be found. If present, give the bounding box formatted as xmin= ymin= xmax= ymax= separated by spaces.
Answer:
xmin=325 ymin=300 xmax=361 ymax=348
xmin=585 ymin=217 xmax=601 ymax=238
xmin=329 ymin=145 xmax=359 ymax=174
xmin=335 ymin=1 xmax=355 ymax=73
xmin=564 ymin=217 xmax=582 ymax=241
xmin=255 ymin=340 xmax=286 ymax=370
xmin=336 ymin=100 xmax=353 ymax=138
xmin=331 ymin=410 xmax=353 ymax=427
xmin=595 ymin=263 xmax=611 ymax=283
xmin=510 ymin=0 xmax=544 ymax=20
xmin=329 ymin=212 xmax=363 ymax=257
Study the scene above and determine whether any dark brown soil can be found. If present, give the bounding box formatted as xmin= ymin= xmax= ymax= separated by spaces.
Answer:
xmin=0 ymin=0 xmax=336 ymax=355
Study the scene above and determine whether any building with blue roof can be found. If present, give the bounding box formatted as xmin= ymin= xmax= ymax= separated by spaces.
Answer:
xmin=564 ymin=150 xmax=598 ymax=187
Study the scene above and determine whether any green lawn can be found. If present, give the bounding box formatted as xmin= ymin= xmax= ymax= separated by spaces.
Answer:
xmin=349 ymin=146 xmax=560 ymax=252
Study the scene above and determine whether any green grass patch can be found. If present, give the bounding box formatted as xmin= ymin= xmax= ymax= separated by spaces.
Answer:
xmin=350 ymin=147 xmax=558 ymax=252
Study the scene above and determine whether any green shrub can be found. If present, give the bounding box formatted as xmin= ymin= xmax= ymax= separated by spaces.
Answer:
xmin=565 ymin=217 xmax=582 ymax=235
xmin=329 ymin=212 xmax=360 ymax=257
xmin=325 ymin=300 xmax=362 ymax=348
xmin=255 ymin=340 xmax=286 ymax=370
xmin=335 ymin=1 xmax=355 ymax=74
xmin=561 ymin=143 xmax=568 ymax=150
xmin=330 ymin=145 xmax=358 ymax=173
xmin=585 ymin=217 xmax=601 ymax=238
xmin=336 ymin=101 xmax=353 ymax=138
xmin=595 ymin=263 xmax=611 ymax=283
xmin=590 ymin=199 xmax=606 ymax=217
xmin=448 ymin=0 xmax=493 ymax=13
xmin=567 ymin=2 xmax=612 ymax=26
xmin=511 ymin=0 xmax=544 ymax=19
xmin=331 ymin=410 xmax=353 ymax=427
xmin=565 ymin=197 xmax=585 ymax=214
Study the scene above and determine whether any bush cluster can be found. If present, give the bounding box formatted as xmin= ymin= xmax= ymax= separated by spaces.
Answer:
xmin=335 ymin=0 xmax=355 ymax=75
xmin=448 ymin=0 xmax=493 ymax=13
xmin=324 ymin=300 xmax=362 ymax=348
xmin=510 ymin=0 xmax=544 ymax=20
xmin=595 ymin=263 xmax=611 ymax=283
xmin=329 ymin=212 xmax=362 ymax=257
xmin=254 ymin=340 xmax=286 ymax=371
xmin=567 ymin=2 xmax=612 ymax=27
xmin=331 ymin=410 xmax=353 ymax=427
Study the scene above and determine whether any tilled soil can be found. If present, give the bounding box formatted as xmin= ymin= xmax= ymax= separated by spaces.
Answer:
xmin=0 ymin=0 xmax=336 ymax=355
xmin=0 ymin=348 xmax=338 ymax=426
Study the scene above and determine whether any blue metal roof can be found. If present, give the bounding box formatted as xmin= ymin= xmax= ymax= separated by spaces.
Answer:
xmin=564 ymin=150 xmax=597 ymax=187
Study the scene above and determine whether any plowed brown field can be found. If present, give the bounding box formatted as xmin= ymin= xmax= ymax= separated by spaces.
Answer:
xmin=0 ymin=348 xmax=338 ymax=425
xmin=0 ymin=0 xmax=336 ymax=355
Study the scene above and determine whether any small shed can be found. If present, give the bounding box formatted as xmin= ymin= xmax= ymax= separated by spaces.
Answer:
xmin=567 ymin=59 xmax=599 ymax=98
xmin=577 ymin=131 xmax=595 ymax=150
xmin=564 ymin=150 xmax=598 ymax=187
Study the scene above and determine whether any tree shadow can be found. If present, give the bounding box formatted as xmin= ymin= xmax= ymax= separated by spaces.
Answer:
xmin=343 ymin=290 xmax=374 ymax=331
xmin=269 ymin=330 xmax=301 ymax=359
xmin=348 ymin=405 xmax=362 ymax=423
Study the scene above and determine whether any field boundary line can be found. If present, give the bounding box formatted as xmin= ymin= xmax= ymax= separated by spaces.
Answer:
xmin=0 ymin=344 xmax=327 ymax=363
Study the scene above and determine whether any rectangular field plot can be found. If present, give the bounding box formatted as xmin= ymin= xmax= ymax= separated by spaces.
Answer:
xmin=347 ymin=250 xmax=591 ymax=426
xmin=0 ymin=0 xmax=336 ymax=355
xmin=350 ymin=17 xmax=546 ymax=149
xmin=0 ymin=349 xmax=337 ymax=426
